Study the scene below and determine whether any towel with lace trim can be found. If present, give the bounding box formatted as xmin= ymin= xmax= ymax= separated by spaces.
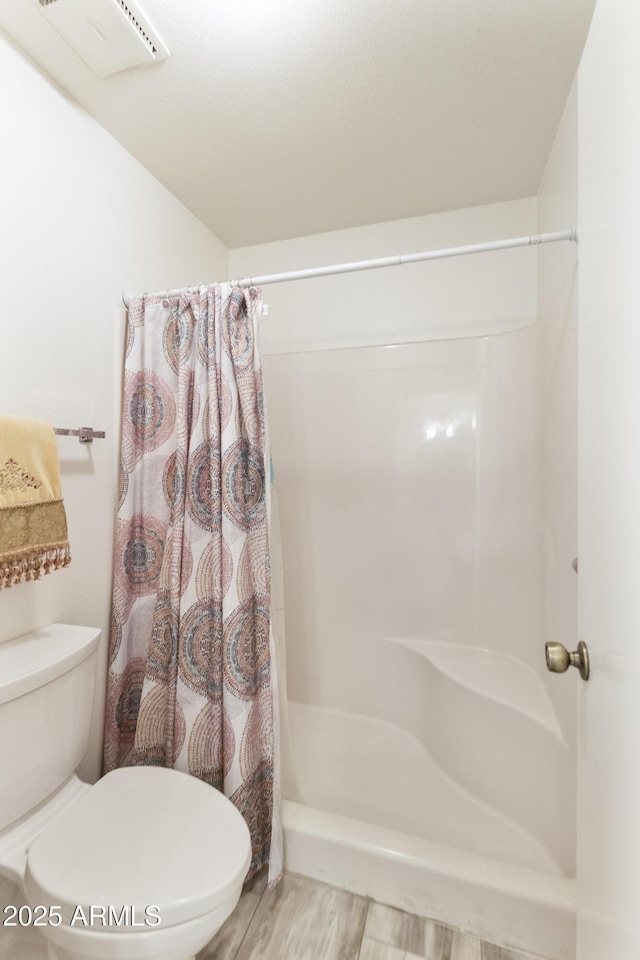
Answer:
xmin=0 ymin=417 xmax=71 ymax=588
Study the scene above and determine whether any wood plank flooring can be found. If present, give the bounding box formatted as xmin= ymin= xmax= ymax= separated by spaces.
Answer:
xmin=197 ymin=871 xmax=548 ymax=960
xmin=0 ymin=869 xmax=547 ymax=960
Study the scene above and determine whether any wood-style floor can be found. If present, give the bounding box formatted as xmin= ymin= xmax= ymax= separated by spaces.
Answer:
xmin=0 ymin=869 xmax=544 ymax=960
xmin=198 ymin=871 xmax=544 ymax=960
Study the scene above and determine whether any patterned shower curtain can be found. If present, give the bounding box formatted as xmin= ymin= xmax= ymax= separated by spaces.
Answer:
xmin=103 ymin=284 xmax=281 ymax=885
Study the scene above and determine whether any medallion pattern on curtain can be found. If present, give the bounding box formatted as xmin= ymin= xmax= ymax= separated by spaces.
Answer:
xmin=104 ymin=284 xmax=281 ymax=884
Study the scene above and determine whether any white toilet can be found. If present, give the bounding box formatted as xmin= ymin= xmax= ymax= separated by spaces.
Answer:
xmin=0 ymin=624 xmax=252 ymax=960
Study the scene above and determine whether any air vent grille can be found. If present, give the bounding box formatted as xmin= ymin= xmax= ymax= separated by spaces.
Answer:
xmin=34 ymin=0 xmax=170 ymax=77
xmin=115 ymin=0 xmax=155 ymax=55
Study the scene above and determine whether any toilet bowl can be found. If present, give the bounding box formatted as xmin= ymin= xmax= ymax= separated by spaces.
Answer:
xmin=0 ymin=625 xmax=252 ymax=960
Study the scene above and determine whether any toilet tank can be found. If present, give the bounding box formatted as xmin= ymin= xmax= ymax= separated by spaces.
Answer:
xmin=0 ymin=624 xmax=101 ymax=832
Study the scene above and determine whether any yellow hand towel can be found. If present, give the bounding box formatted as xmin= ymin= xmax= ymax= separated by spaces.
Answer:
xmin=0 ymin=417 xmax=71 ymax=588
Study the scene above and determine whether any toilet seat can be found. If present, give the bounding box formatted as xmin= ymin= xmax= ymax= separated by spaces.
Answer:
xmin=24 ymin=767 xmax=252 ymax=933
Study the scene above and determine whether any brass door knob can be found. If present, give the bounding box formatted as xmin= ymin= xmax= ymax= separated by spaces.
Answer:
xmin=545 ymin=641 xmax=590 ymax=681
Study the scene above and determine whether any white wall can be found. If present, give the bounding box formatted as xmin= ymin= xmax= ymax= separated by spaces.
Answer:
xmin=0 ymin=34 xmax=228 ymax=781
xmin=232 ymin=198 xmax=537 ymax=353
xmin=537 ymin=81 xmax=579 ymax=876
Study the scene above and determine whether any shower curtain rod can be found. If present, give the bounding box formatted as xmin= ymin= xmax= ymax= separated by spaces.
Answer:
xmin=122 ymin=228 xmax=577 ymax=307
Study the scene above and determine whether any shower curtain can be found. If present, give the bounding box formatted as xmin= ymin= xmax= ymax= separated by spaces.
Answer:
xmin=103 ymin=284 xmax=281 ymax=885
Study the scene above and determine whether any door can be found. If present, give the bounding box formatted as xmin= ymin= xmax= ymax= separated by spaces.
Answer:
xmin=578 ymin=1 xmax=640 ymax=957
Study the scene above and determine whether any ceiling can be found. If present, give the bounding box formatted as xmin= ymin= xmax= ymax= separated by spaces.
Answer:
xmin=0 ymin=0 xmax=596 ymax=248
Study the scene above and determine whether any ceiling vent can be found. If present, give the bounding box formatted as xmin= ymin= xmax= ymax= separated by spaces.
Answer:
xmin=35 ymin=0 xmax=170 ymax=78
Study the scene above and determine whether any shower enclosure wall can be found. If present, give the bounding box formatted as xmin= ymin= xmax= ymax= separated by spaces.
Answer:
xmin=230 ymin=113 xmax=578 ymax=960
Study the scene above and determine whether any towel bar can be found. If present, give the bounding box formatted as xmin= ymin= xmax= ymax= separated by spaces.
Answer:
xmin=53 ymin=427 xmax=106 ymax=444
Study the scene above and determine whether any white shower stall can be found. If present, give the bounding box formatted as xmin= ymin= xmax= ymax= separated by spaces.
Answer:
xmin=231 ymin=90 xmax=578 ymax=960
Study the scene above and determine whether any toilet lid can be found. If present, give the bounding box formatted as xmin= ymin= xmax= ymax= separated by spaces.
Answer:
xmin=24 ymin=767 xmax=252 ymax=931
